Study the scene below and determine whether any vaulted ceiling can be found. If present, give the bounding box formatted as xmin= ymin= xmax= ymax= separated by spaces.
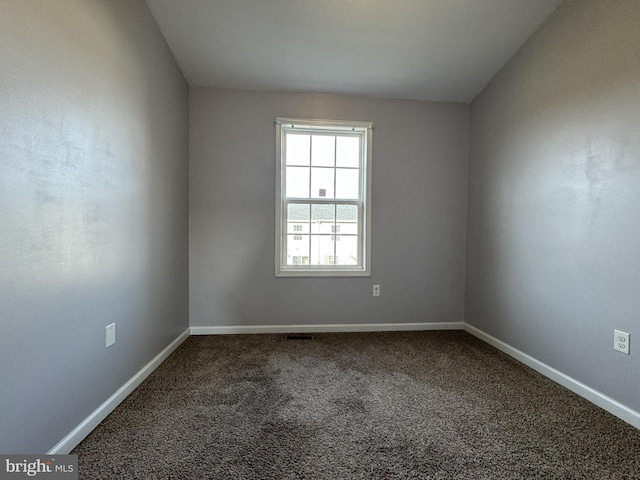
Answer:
xmin=145 ymin=0 xmax=564 ymax=103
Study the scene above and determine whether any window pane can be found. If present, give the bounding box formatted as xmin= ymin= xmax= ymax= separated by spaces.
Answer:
xmin=311 ymin=167 xmax=334 ymax=199
xmin=287 ymin=204 xmax=310 ymax=233
xmin=287 ymin=234 xmax=310 ymax=265
xmin=286 ymin=167 xmax=310 ymax=198
xmin=336 ymin=136 xmax=360 ymax=168
xmin=286 ymin=134 xmax=310 ymax=165
xmin=311 ymin=135 xmax=335 ymax=167
xmin=335 ymin=235 xmax=358 ymax=265
xmin=289 ymin=225 xmax=309 ymax=235
xmin=335 ymin=168 xmax=359 ymax=199
xmin=337 ymin=204 xmax=359 ymax=235
xmin=311 ymin=204 xmax=335 ymax=234
xmin=310 ymin=234 xmax=335 ymax=265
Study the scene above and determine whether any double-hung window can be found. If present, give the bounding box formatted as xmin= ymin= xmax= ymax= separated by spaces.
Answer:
xmin=275 ymin=118 xmax=373 ymax=277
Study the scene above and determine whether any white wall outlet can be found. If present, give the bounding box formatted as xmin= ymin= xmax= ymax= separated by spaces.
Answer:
xmin=372 ymin=285 xmax=380 ymax=297
xmin=105 ymin=323 xmax=116 ymax=348
xmin=614 ymin=330 xmax=629 ymax=354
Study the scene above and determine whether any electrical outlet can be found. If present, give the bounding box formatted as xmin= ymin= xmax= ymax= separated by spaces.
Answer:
xmin=105 ymin=323 xmax=116 ymax=348
xmin=614 ymin=330 xmax=629 ymax=354
xmin=372 ymin=285 xmax=380 ymax=297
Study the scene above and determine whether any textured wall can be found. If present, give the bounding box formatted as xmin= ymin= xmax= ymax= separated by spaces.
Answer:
xmin=466 ymin=0 xmax=640 ymax=412
xmin=190 ymin=89 xmax=469 ymax=328
xmin=0 ymin=0 xmax=189 ymax=452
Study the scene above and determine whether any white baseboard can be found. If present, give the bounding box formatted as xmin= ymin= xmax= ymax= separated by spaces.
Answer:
xmin=190 ymin=322 xmax=464 ymax=335
xmin=464 ymin=323 xmax=640 ymax=430
xmin=48 ymin=328 xmax=191 ymax=454
xmin=52 ymin=322 xmax=637 ymax=455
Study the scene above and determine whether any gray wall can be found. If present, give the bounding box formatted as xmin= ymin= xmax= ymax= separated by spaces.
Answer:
xmin=190 ymin=89 xmax=469 ymax=328
xmin=466 ymin=0 xmax=640 ymax=412
xmin=0 ymin=1 xmax=189 ymax=453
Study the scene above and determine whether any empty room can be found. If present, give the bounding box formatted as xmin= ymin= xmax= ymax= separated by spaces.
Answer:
xmin=1 ymin=0 xmax=639 ymax=478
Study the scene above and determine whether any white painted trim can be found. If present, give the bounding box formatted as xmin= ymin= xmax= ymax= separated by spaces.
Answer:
xmin=275 ymin=117 xmax=374 ymax=278
xmin=48 ymin=328 xmax=191 ymax=454
xmin=190 ymin=322 xmax=463 ymax=335
xmin=464 ymin=323 xmax=640 ymax=430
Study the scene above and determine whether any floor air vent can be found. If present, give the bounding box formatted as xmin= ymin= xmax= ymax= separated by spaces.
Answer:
xmin=285 ymin=334 xmax=313 ymax=340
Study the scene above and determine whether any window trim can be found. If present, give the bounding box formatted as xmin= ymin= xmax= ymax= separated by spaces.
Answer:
xmin=275 ymin=117 xmax=373 ymax=277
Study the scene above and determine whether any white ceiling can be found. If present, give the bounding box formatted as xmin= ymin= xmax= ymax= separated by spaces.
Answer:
xmin=145 ymin=0 xmax=564 ymax=103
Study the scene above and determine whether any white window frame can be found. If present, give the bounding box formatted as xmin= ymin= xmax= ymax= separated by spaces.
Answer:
xmin=275 ymin=117 xmax=373 ymax=277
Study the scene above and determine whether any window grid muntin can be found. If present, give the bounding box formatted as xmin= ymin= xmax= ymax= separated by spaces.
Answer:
xmin=283 ymin=198 xmax=362 ymax=268
xmin=282 ymin=126 xmax=364 ymax=270
xmin=284 ymin=131 xmax=362 ymax=202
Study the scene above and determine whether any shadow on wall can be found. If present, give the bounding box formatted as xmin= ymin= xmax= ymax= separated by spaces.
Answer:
xmin=0 ymin=0 xmax=188 ymax=453
xmin=465 ymin=0 xmax=640 ymax=411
